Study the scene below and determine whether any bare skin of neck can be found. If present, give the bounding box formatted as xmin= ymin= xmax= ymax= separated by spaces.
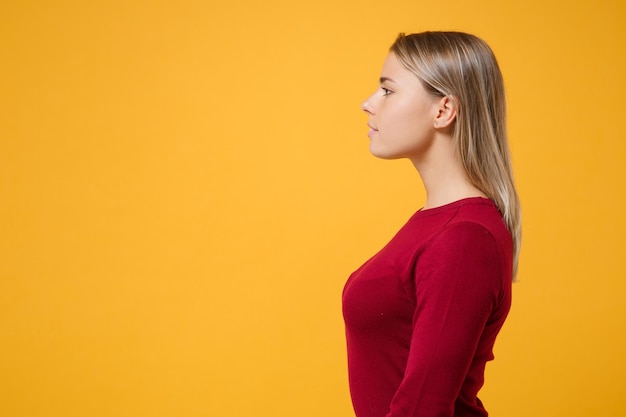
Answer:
xmin=411 ymin=132 xmax=486 ymax=210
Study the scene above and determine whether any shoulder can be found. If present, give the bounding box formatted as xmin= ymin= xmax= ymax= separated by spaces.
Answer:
xmin=424 ymin=220 xmax=501 ymax=264
xmin=440 ymin=198 xmax=513 ymax=255
xmin=416 ymin=218 xmax=513 ymax=287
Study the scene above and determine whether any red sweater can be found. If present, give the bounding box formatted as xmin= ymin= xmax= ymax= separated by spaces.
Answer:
xmin=343 ymin=197 xmax=512 ymax=417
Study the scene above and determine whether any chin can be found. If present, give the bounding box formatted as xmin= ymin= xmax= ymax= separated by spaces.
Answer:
xmin=369 ymin=145 xmax=406 ymax=160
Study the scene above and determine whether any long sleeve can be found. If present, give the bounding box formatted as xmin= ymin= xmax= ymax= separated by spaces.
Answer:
xmin=343 ymin=198 xmax=513 ymax=417
xmin=386 ymin=222 xmax=509 ymax=417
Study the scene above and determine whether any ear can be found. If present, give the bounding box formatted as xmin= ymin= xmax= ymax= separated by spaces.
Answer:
xmin=433 ymin=95 xmax=457 ymax=129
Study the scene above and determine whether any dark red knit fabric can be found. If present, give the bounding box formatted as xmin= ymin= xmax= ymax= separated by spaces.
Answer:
xmin=343 ymin=197 xmax=512 ymax=417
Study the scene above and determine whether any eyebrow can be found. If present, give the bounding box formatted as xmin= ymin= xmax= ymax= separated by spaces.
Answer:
xmin=379 ymin=77 xmax=396 ymax=84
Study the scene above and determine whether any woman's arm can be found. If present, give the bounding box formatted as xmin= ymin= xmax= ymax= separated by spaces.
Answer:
xmin=386 ymin=221 xmax=510 ymax=417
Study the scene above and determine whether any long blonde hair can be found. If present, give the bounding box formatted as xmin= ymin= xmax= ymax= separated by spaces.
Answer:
xmin=391 ymin=32 xmax=521 ymax=277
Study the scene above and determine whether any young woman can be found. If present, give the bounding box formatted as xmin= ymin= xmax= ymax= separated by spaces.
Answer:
xmin=342 ymin=32 xmax=521 ymax=417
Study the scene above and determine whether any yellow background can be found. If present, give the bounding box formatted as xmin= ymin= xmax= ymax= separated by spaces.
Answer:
xmin=1 ymin=0 xmax=625 ymax=416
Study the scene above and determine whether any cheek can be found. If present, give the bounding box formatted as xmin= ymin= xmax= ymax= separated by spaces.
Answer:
xmin=372 ymin=103 xmax=435 ymax=158
xmin=384 ymin=106 xmax=430 ymax=141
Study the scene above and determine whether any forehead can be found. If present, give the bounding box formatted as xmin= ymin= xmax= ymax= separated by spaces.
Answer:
xmin=380 ymin=52 xmax=416 ymax=83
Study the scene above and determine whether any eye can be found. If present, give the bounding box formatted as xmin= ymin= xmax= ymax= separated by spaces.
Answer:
xmin=381 ymin=87 xmax=392 ymax=96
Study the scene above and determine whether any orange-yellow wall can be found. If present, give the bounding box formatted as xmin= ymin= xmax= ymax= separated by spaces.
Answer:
xmin=1 ymin=0 xmax=625 ymax=416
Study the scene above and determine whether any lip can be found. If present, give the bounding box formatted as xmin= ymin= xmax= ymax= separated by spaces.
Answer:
xmin=367 ymin=123 xmax=378 ymax=137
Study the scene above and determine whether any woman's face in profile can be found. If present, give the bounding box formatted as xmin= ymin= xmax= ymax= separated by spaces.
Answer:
xmin=361 ymin=52 xmax=440 ymax=161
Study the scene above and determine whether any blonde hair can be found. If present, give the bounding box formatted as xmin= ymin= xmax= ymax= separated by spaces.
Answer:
xmin=391 ymin=32 xmax=521 ymax=277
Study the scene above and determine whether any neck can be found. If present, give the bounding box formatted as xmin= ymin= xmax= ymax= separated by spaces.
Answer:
xmin=411 ymin=134 xmax=486 ymax=210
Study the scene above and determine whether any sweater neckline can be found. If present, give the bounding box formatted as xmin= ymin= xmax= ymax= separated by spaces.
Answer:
xmin=416 ymin=196 xmax=494 ymax=216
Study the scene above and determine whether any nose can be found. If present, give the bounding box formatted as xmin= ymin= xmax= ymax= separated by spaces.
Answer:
xmin=361 ymin=91 xmax=377 ymax=114
xmin=361 ymin=97 xmax=374 ymax=114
